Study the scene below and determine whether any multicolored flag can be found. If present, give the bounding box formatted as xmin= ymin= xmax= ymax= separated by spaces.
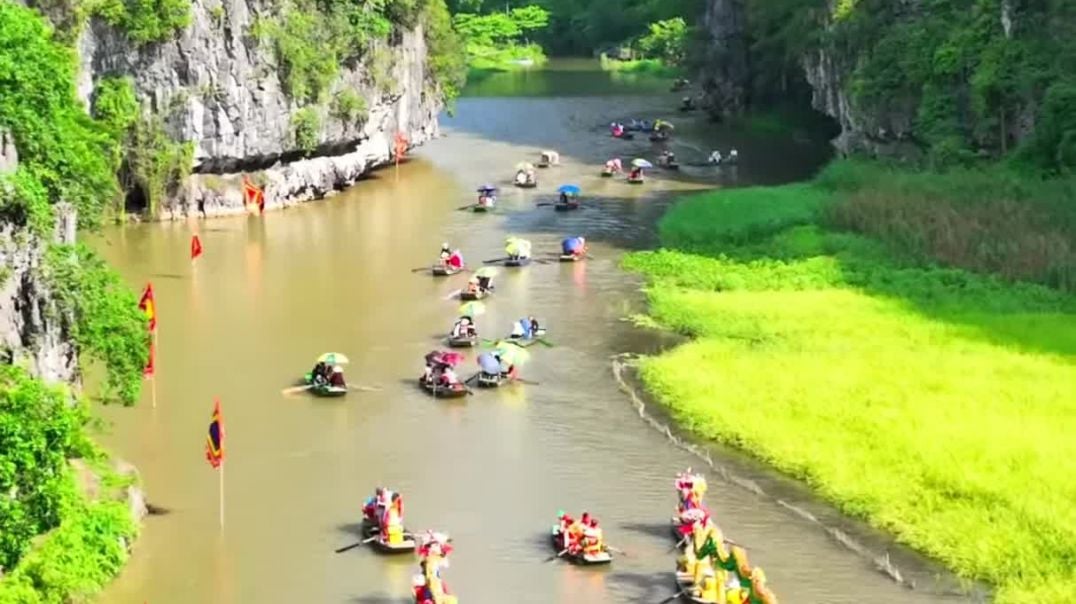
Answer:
xmin=191 ymin=235 xmax=203 ymax=261
xmin=138 ymin=283 xmax=156 ymax=332
xmin=205 ymin=399 xmax=224 ymax=468
xmin=242 ymin=175 xmax=265 ymax=214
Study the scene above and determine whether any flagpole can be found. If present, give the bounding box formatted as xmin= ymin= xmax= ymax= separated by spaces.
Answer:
xmin=219 ymin=460 xmax=225 ymax=529
xmin=151 ymin=330 xmax=158 ymax=408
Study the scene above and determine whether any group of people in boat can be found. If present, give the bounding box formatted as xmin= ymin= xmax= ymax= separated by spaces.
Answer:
xmin=562 ymin=236 xmax=587 ymax=259
xmin=309 ymin=361 xmax=346 ymax=388
xmin=464 ymin=273 xmax=494 ymax=296
xmin=423 ymin=351 xmax=463 ymax=389
xmin=476 ymin=348 xmax=518 ymax=381
xmin=673 ymin=470 xmax=778 ymax=604
xmin=439 ymin=243 xmax=464 ymax=270
xmin=450 ymin=315 xmax=478 ymax=339
xmin=514 ymin=163 xmax=537 ymax=187
xmin=476 ymin=186 xmax=496 ymax=209
xmin=414 ymin=531 xmax=456 ymax=604
xmin=708 ymin=149 xmax=739 ymax=165
xmin=659 ymin=149 xmax=679 ymax=168
xmin=362 ymin=487 xmax=406 ymax=546
xmin=554 ymin=511 xmax=607 ymax=558
xmin=509 ymin=316 xmax=541 ymax=340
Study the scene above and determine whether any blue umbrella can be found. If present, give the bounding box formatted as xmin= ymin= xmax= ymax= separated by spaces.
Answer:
xmin=557 ymin=184 xmax=581 ymax=195
xmin=477 ymin=184 xmax=497 ymax=192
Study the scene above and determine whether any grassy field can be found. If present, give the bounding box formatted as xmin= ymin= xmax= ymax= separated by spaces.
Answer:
xmin=623 ymin=161 xmax=1076 ymax=603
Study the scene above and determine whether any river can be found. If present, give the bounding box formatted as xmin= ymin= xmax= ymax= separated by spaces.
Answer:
xmin=96 ymin=60 xmax=968 ymax=604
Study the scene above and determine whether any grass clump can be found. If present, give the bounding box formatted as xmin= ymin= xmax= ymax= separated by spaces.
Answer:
xmin=290 ymin=107 xmax=321 ymax=154
xmin=598 ymin=54 xmax=683 ymax=78
xmin=625 ymin=161 xmax=1076 ymax=601
xmin=332 ymin=89 xmax=368 ymax=125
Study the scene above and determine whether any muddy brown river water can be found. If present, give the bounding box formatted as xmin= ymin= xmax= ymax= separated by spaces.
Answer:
xmin=95 ymin=60 xmax=972 ymax=604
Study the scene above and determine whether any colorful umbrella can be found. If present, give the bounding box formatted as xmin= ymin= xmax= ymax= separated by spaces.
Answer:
xmin=632 ymin=158 xmax=653 ymax=169
xmin=494 ymin=341 xmax=530 ymax=366
xmin=317 ymin=352 xmax=350 ymax=364
xmin=426 ymin=350 xmax=463 ymax=367
xmin=458 ymin=301 xmax=487 ymax=317
xmin=557 ymin=184 xmax=581 ymax=195
xmin=475 ymin=266 xmax=499 ymax=278
xmin=506 ymin=238 xmax=531 ymax=256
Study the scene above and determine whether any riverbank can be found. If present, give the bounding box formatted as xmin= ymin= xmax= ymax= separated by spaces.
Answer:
xmin=624 ymin=160 xmax=1076 ymax=603
xmin=599 ymin=54 xmax=683 ymax=78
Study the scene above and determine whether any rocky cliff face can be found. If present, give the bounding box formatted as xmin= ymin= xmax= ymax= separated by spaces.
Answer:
xmin=0 ymin=133 xmax=78 ymax=386
xmin=76 ymin=0 xmax=442 ymax=218
xmin=697 ymin=0 xmax=748 ymax=120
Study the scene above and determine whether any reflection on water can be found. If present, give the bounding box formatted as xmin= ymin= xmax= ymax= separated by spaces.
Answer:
xmin=93 ymin=61 xmax=964 ymax=604
xmin=463 ymin=58 xmax=672 ymax=97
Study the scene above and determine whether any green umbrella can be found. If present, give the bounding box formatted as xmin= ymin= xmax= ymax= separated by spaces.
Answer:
xmin=458 ymin=301 xmax=487 ymax=317
xmin=494 ymin=342 xmax=530 ymax=366
xmin=316 ymin=352 xmax=350 ymax=364
xmin=475 ymin=266 xmax=499 ymax=278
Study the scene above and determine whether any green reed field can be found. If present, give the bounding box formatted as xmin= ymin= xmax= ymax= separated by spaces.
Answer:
xmin=623 ymin=161 xmax=1076 ymax=603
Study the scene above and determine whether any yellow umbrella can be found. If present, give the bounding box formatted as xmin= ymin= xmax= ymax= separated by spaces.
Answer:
xmin=458 ymin=301 xmax=487 ymax=317
xmin=317 ymin=352 xmax=350 ymax=364
xmin=494 ymin=342 xmax=530 ymax=366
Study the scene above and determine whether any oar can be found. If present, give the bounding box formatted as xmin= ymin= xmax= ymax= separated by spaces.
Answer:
xmin=335 ymin=536 xmax=378 ymax=553
xmin=411 ymin=266 xmax=432 ymax=273
xmin=456 ymin=203 xmax=475 ymax=210
xmin=483 ymin=257 xmax=509 ymax=264
xmin=281 ymin=385 xmax=312 ymax=395
xmin=513 ymin=378 xmax=540 ymax=386
xmin=442 ymin=289 xmax=461 ymax=301
xmin=668 ymin=536 xmax=687 ymax=553
xmin=348 ymin=385 xmax=382 ymax=392
xmin=605 ymin=545 xmax=630 ymax=556
xmin=657 ymin=589 xmax=688 ymax=604
xmin=536 ymin=202 xmax=554 ymax=207
xmin=464 ymin=373 xmax=479 ymax=385
xmin=536 ymin=338 xmax=555 ymax=348
xmin=543 ymin=548 xmax=569 ymax=563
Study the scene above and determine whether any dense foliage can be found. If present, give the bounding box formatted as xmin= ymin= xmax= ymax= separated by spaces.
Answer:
xmin=452 ymin=5 xmax=550 ymax=69
xmin=0 ymin=367 xmax=90 ymax=572
xmin=91 ymin=0 xmax=191 ymax=44
xmin=625 ymin=174 xmax=1076 ymax=603
xmin=43 ymin=245 xmax=150 ymax=406
xmin=0 ymin=3 xmax=119 ymax=229
xmin=743 ymin=0 xmax=1076 ymax=170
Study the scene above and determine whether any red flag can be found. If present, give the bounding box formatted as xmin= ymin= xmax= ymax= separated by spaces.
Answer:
xmin=190 ymin=235 xmax=203 ymax=261
xmin=205 ymin=399 xmax=224 ymax=468
xmin=144 ymin=339 xmax=155 ymax=377
xmin=242 ymin=176 xmax=265 ymax=214
xmin=138 ymin=283 xmax=156 ymax=332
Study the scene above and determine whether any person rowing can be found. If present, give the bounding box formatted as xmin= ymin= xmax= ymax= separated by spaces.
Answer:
xmin=310 ymin=360 xmax=330 ymax=387
xmin=659 ymin=149 xmax=678 ymax=168
xmin=505 ymin=236 xmax=532 ymax=262
xmin=509 ymin=316 xmax=541 ymax=340
xmin=562 ymin=236 xmax=587 ymax=259
xmin=440 ymin=245 xmax=464 ymax=270
xmin=362 ymin=486 xmax=388 ymax=526
xmin=451 ymin=316 xmax=477 ymax=339
xmin=477 ymin=185 xmax=497 ymax=208
xmin=581 ymin=517 xmax=606 ymax=558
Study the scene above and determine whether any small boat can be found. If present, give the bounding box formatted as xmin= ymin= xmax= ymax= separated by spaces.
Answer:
xmin=473 ymin=204 xmax=490 ymax=213
xmin=418 ymin=377 xmax=469 ymax=398
xmin=432 ymin=264 xmax=462 ymax=276
xmin=504 ymin=257 xmax=531 ymax=267
xmin=559 ymin=253 xmax=583 ymax=262
xmin=515 ymin=180 xmax=537 ymax=188
xmin=660 ymin=161 xmax=681 ymax=171
xmin=649 ymin=133 xmax=669 ymax=142
xmin=476 ymin=371 xmax=508 ymax=388
xmin=507 ymin=330 xmax=546 ymax=347
xmin=601 ymin=169 xmax=617 ymax=177
xmin=459 ymin=289 xmax=488 ymax=301
xmin=554 ymin=202 xmax=580 ymax=211
xmin=361 ymin=519 xmax=417 ymax=554
xmin=627 ymin=176 xmax=645 ymax=185
xmin=447 ymin=334 xmax=478 ymax=348
xmin=302 ymin=374 xmax=348 ymax=397
xmin=549 ymin=527 xmax=613 ymax=565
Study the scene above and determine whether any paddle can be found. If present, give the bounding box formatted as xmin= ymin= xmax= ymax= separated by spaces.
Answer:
xmin=536 ymin=338 xmax=555 ymax=348
xmin=513 ymin=377 xmax=540 ymax=386
xmin=335 ymin=536 xmax=378 ymax=553
xmin=348 ymin=385 xmax=382 ymax=392
xmin=443 ymin=289 xmax=461 ymax=301
xmin=668 ymin=536 xmax=687 ymax=553
xmin=281 ymin=385 xmax=312 ymax=395
xmin=605 ymin=545 xmax=630 ymax=556
xmin=657 ymin=589 xmax=688 ymax=604
xmin=464 ymin=373 xmax=479 ymax=385
xmin=456 ymin=204 xmax=475 ymax=210
xmin=543 ymin=548 xmax=570 ymax=563
xmin=536 ymin=202 xmax=554 ymax=207
xmin=410 ymin=266 xmax=431 ymax=273
xmin=483 ymin=257 xmax=509 ymax=264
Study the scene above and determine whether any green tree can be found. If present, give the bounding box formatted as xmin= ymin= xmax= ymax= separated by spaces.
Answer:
xmin=638 ymin=17 xmax=687 ymax=63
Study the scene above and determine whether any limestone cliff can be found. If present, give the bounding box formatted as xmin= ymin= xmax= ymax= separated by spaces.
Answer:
xmin=74 ymin=0 xmax=443 ymax=218
xmin=697 ymin=0 xmax=748 ymax=120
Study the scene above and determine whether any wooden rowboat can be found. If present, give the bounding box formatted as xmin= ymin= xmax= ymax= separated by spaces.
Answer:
xmin=550 ymin=527 xmax=613 ymax=565
xmin=418 ymin=377 xmax=469 ymax=398
xmin=361 ymin=519 xmax=417 ymax=554
xmin=447 ymin=334 xmax=478 ymax=348
xmin=515 ymin=180 xmax=537 ymax=188
xmin=504 ymin=257 xmax=531 ymax=267
xmin=627 ymin=177 xmax=645 ymax=185
xmin=554 ymin=202 xmax=580 ymax=211
xmin=432 ymin=265 xmax=461 ymax=276
xmin=459 ymin=289 xmax=488 ymax=301
xmin=476 ymin=372 xmax=507 ymax=388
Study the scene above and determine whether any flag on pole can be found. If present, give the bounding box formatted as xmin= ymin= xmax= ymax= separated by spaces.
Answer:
xmin=393 ymin=132 xmax=408 ymax=167
xmin=138 ymin=283 xmax=156 ymax=332
xmin=205 ymin=399 xmax=224 ymax=468
xmin=191 ymin=235 xmax=203 ymax=261
xmin=242 ymin=175 xmax=265 ymax=214
xmin=144 ymin=339 xmax=155 ymax=377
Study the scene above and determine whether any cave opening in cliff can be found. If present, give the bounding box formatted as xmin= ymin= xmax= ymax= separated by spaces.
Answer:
xmin=124 ymin=183 xmax=148 ymax=215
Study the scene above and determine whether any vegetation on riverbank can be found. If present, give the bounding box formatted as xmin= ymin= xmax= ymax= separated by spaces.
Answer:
xmin=0 ymin=3 xmax=150 ymax=600
xmin=598 ymin=55 xmax=682 ymax=78
xmin=624 ymin=160 xmax=1076 ymax=602
xmin=451 ymin=5 xmax=549 ymax=72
